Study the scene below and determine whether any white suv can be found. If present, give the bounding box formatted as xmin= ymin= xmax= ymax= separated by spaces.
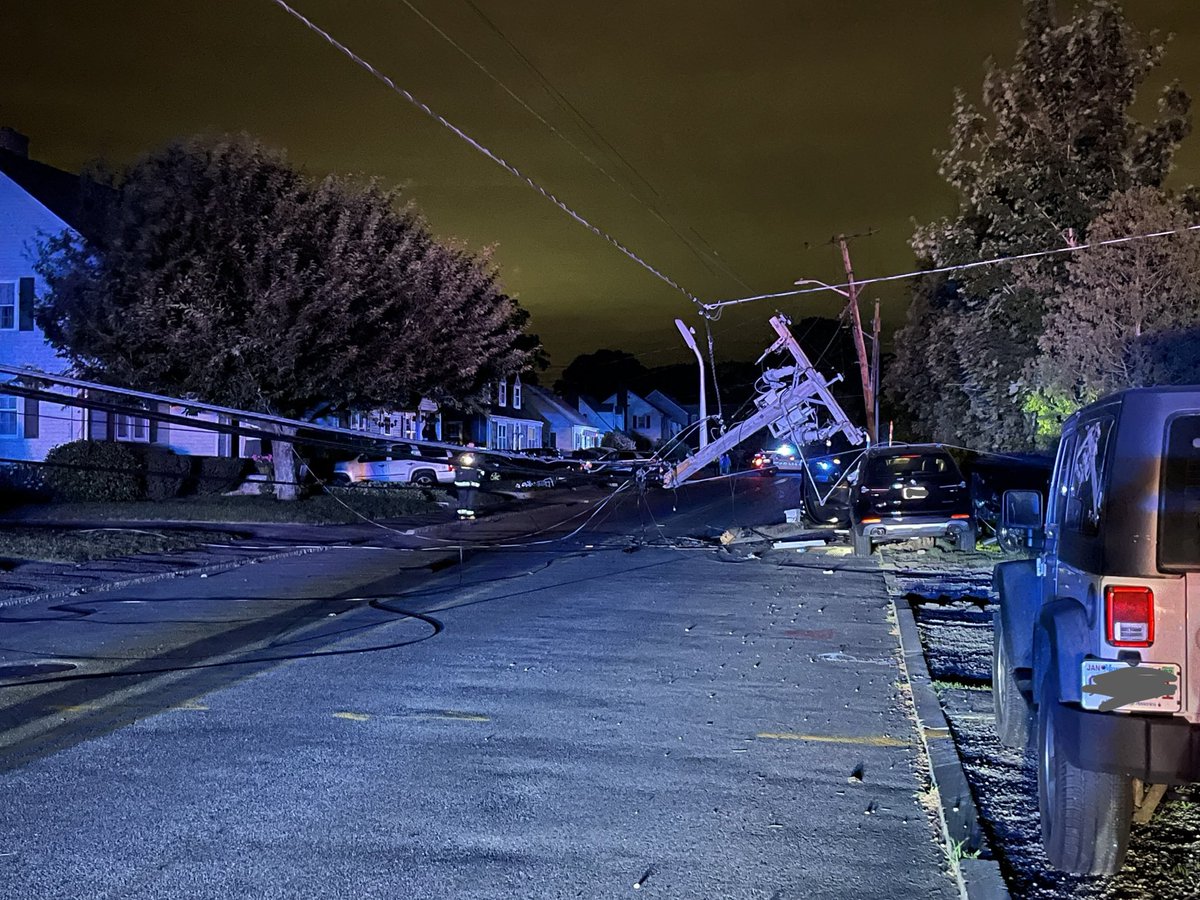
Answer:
xmin=332 ymin=444 xmax=455 ymax=487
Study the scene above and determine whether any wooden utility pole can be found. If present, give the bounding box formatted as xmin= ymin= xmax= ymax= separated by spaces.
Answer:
xmin=837 ymin=235 xmax=876 ymax=442
xmin=872 ymin=299 xmax=881 ymax=443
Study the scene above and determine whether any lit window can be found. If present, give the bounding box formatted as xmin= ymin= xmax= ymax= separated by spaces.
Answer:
xmin=0 ymin=396 xmax=16 ymax=436
xmin=512 ymin=378 xmax=522 ymax=410
xmin=498 ymin=381 xmax=507 ymax=406
xmin=115 ymin=413 xmax=149 ymax=442
xmin=0 ymin=283 xmax=14 ymax=330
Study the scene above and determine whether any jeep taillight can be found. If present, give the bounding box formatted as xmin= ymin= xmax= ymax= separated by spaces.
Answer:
xmin=1105 ymin=586 xmax=1155 ymax=647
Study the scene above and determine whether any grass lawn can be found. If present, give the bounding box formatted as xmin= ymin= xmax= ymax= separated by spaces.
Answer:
xmin=0 ymin=527 xmax=237 ymax=563
xmin=5 ymin=487 xmax=452 ymax=526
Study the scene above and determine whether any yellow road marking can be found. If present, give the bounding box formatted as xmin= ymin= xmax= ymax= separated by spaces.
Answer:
xmin=172 ymin=702 xmax=208 ymax=711
xmin=333 ymin=711 xmax=370 ymax=721
xmin=433 ymin=711 xmax=490 ymax=722
xmin=757 ymin=732 xmax=910 ymax=747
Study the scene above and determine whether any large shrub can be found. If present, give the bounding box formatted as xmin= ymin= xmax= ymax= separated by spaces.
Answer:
xmin=44 ymin=440 xmax=141 ymax=502
xmin=129 ymin=446 xmax=191 ymax=501
xmin=189 ymin=456 xmax=248 ymax=496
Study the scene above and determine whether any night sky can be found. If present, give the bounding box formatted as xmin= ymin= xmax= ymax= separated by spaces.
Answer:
xmin=6 ymin=2 xmax=1200 ymax=375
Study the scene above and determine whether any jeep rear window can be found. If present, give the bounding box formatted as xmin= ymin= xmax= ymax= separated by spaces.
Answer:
xmin=866 ymin=452 xmax=956 ymax=484
xmin=1160 ymin=415 xmax=1200 ymax=571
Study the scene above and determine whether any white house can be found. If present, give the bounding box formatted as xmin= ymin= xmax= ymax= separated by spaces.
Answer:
xmin=0 ymin=127 xmax=92 ymax=461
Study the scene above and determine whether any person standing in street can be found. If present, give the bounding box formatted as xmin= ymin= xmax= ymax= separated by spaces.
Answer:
xmin=455 ymin=444 xmax=483 ymax=520
xmin=719 ymin=452 xmax=732 ymax=476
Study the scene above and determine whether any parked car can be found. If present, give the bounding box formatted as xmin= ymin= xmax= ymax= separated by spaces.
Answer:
xmin=992 ymin=387 xmax=1200 ymax=875
xmin=332 ymin=444 xmax=455 ymax=487
xmin=847 ymin=444 xmax=974 ymax=554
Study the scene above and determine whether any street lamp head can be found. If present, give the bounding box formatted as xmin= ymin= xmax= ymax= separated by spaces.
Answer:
xmin=674 ymin=317 xmax=700 ymax=353
xmin=793 ymin=277 xmax=851 ymax=298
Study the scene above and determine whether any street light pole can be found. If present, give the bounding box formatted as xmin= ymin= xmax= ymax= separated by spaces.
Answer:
xmin=675 ymin=318 xmax=708 ymax=450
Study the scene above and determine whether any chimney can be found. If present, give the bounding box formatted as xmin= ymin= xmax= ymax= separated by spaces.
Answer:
xmin=0 ymin=127 xmax=30 ymax=158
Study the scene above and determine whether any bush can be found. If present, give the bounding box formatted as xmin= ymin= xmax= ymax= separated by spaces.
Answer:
xmin=189 ymin=456 xmax=248 ymax=495
xmin=130 ymin=446 xmax=191 ymax=500
xmin=44 ymin=440 xmax=141 ymax=502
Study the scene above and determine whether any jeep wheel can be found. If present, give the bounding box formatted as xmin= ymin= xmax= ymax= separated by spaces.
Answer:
xmin=1037 ymin=670 xmax=1133 ymax=874
xmin=992 ymin=618 xmax=1030 ymax=750
xmin=851 ymin=528 xmax=873 ymax=556
xmin=410 ymin=470 xmax=437 ymax=487
xmin=330 ymin=473 xmax=352 ymax=487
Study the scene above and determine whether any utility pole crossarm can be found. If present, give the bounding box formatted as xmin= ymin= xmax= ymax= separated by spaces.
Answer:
xmin=663 ymin=315 xmax=866 ymax=488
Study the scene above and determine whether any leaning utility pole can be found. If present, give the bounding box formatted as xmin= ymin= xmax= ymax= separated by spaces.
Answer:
xmin=837 ymin=235 xmax=876 ymax=443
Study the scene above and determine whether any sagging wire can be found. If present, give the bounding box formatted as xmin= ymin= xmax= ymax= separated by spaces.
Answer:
xmin=268 ymin=0 xmax=706 ymax=314
xmin=703 ymin=223 xmax=1200 ymax=312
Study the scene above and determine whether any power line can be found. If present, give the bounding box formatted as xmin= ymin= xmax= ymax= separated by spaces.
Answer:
xmin=396 ymin=0 xmax=750 ymax=292
xmin=267 ymin=0 xmax=703 ymax=308
xmin=703 ymin=223 xmax=1200 ymax=311
xmin=460 ymin=0 xmax=753 ymax=291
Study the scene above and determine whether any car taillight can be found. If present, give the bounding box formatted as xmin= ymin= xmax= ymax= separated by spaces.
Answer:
xmin=1106 ymin=586 xmax=1154 ymax=647
xmin=860 ymin=516 xmax=882 ymax=524
xmin=951 ymin=513 xmax=972 ymax=519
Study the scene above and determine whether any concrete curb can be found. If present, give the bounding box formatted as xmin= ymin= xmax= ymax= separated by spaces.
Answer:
xmin=886 ymin=573 xmax=1010 ymax=900
xmin=0 ymin=545 xmax=331 ymax=611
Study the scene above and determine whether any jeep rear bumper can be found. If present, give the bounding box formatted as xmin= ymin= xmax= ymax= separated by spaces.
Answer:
xmin=1055 ymin=701 xmax=1200 ymax=783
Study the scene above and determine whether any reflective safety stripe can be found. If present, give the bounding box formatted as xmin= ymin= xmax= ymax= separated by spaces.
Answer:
xmin=453 ymin=481 xmax=481 ymax=488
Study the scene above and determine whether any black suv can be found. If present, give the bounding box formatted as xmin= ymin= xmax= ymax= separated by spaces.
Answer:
xmin=848 ymin=444 xmax=974 ymax=555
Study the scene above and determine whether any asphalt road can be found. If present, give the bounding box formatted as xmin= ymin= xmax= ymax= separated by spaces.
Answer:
xmin=0 ymin=476 xmax=958 ymax=899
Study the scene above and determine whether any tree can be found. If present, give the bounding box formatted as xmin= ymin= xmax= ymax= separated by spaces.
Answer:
xmin=888 ymin=0 xmax=1191 ymax=450
xmin=553 ymin=349 xmax=648 ymax=403
xmin=1021 ymin=186 xmax=1200 ymax=439
xmin=35 ymin=135 xmax=542 ymax=498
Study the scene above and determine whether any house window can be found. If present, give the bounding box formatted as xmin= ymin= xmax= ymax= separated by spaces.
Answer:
xmin=496 ymin=421 xmax=509 ymax=449
xmin=498 ymin=380 xmax=507 ymax=407
xmin=0 ymin=283 xmax=15 ymax=331
xmin=0 ymin=396 xmax=16 ymax=436
xmin=633 ymin=414 xmax=651 ymax=430
xmin=512 ymin=379 xmax=522 ymax=410
xmin=115 ymin=413 xmax=149 ymax=442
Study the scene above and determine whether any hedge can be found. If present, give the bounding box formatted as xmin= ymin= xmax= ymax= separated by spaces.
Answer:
xmin=43 ymin=440 xmax=142 ymax=502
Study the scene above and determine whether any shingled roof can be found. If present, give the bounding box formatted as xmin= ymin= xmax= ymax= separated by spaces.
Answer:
xmin=0 ymin=147 xmax=84 ymax=230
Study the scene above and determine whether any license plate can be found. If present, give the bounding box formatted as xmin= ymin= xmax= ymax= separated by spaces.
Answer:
xmin=1080 ymin=661 xmax=1181 ymax=712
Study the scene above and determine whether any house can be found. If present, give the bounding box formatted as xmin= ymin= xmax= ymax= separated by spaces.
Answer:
xmin=0 ymin=128 xmax=437 ymax=464
xmin=333 ymin=399 xmax=441 ymax=444
xmin=441 ymin=375 xmax=542 ymax=450
xmin=0 ymin=127 xmax=96 ymax=461
xmin=521 ymin=385 xmax=600 ymax=452
xmin=577 ymin=389 xmax=692 ymax=447
xmin=0 ymin=131 xmax=260 ymax=461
